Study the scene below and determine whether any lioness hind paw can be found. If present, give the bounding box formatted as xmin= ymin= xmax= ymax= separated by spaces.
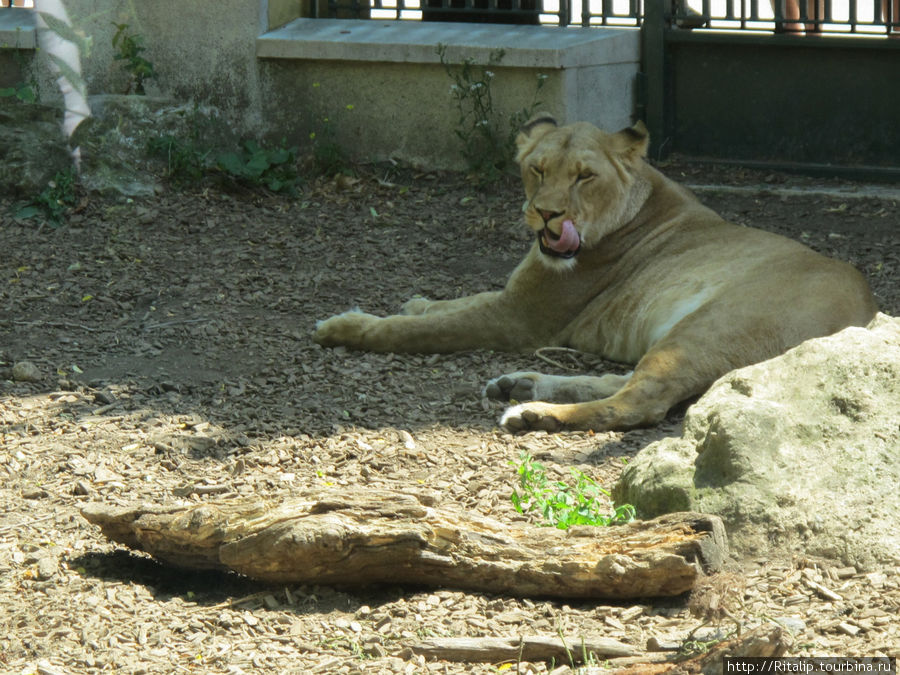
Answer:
xmin=483 ymin=374 xmax=536 ymax=402
xmin=500 ymin=403 xmax=561 ymax=433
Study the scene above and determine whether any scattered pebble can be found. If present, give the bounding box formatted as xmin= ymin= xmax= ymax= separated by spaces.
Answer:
xmin=36 ymin=557 xmax=58 ymax=580
xmin=12 ymin=361 xmax=41 ymax=382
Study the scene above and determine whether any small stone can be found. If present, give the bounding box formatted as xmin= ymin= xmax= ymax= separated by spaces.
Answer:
xmin=837 ymin=622 xmax=860 ymax=637
xmin=832 ymin=566 xmax=857 ymax=579
xmin=620 ymin=605 xmax=645 ymax=621
xmin=12 ymin=361 xmax=42 ymax=382
xmin=646 ymin=636 xmax=681 ymax=651
xmin=93 ymin=389 xmax=116 ymax=405
xmin=772 ymin=616 xmax=807 ymax=634
xmin=73 ymin=480 xmax=94 ymax=496
xmin=93 ymin=466 xmax=124 ymax=484
xmin=363 ymin=642 xmax=386 ymax=658
xmin=865 ymin=572 xmax=888 ymax=588
xmin=604 ymin=615 xmax=627 ymax=631
xmin=36 ymin=556 xmax=58 ymax=580
xmin=34 ymin=659 xmax=67 ymax=675
xmin=22 ymin=487 xmax=49 ymax=499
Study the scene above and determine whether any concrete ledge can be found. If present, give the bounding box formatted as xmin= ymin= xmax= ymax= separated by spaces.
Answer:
xmin=0 ymin=8 xmax=35 ymax=49
xmin=256 ymin=18 xmax=639 ymax=67
xmin=255 ymin=18 xmax=640 ymax=169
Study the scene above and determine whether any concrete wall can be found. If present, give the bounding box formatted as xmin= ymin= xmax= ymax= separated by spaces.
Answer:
xmin=5 ymin=2 xmax=640 ymax=170
xmin=0 ymin=8 xmax=35 ymax=89
xmin=256 ymin=19 xmax=639 ymax=168
xmin=261 ymin=58 xmax=564 ymax=168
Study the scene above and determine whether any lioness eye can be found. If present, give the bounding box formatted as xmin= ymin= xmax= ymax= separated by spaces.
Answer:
xmin=530 ymin=166 xmax=544 ymax=179
xmin=577 ymin=171 xmax=595 ymax=182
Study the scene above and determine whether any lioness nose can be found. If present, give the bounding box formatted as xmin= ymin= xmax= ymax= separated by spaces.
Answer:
xmin=538 ymin=208 xmax=563 ymax=224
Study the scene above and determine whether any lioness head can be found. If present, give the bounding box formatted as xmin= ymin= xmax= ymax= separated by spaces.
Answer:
xmin=516 ymin=115 xmax=650 ymax=267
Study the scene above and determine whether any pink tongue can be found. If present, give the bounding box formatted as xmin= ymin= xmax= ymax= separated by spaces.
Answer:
xmin=546 ymin=219 xmax=580 ymax=253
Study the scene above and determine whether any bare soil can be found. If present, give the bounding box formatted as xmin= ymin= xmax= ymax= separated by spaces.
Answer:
xmin=1 ymin=161 xmax=898 ymax=674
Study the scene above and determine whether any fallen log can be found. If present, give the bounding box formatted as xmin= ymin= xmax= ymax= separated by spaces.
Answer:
xmin=81 ymin=488 xmax=727 ymax=599
xmin=612 ymin=623 xmax=792 ymax=675
xmin=408 ymin=634 xmax=635 ymax=663
xmin=405 ymin=624 xmax=791 ymax=670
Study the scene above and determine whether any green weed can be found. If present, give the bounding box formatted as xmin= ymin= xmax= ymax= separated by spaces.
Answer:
xmin=0 ymin=81 xmax=36 ymax=103
xmin=510 ymin=452 xmax=636 ymax=529
xmin=16 ymin=169 xmax=78 ymax=226
xmin=146 ymin=104 xmax=216 ymax=182
xmin=147 ymin=111 xmax=300 ymax=195
xmin=437 ymin=44 xmax=546 ymax=185
xmin=147 ymin=133 xmax=208 ymax=183
xmin=217 ymin=139 xmax=299 ymax=194
xmin=307 ymin=84 xmax=355 ymax=176
xmin=111 ymin=22 xmax=156 ymax=94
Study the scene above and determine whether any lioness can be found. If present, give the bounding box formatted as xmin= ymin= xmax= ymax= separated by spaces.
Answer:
xmin=314 ymin=115 xmax=878 ymax=432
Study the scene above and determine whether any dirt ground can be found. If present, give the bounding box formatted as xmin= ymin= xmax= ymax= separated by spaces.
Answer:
xmin=1 ymin=159 xmax=899 ymax=674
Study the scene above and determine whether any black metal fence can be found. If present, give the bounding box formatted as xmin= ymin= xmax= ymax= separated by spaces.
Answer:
xmin=2 ymin=0 xmax=895 ymax=34
xmin=672 ymin=0 xmax=899 ymax=34
xmin=322 ymin=0 xmax=643 ymax=25
xmin=318 ymin=0 xmax=899 ymax=34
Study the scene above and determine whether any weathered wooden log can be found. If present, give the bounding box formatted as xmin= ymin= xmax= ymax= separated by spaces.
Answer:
xmin=408 ymin=634 xmax=635 ymax=663
xmin=81 ymin=488 xmax=727 ymax=599
xmin=613 ymin=623 xmax=792 ymax=675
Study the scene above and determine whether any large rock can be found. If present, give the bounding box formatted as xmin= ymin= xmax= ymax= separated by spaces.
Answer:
xmin=614 ymin=313 xmax=900 ymax=570
xmin=1 ymin=94 xmax=233 ymax=198
xmin=0 ymin=101 xmax=71 ymax=196
xmin=77 ymin=95 xmax=235 ymax=197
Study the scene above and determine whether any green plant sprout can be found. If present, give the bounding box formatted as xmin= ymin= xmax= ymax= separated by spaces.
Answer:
xmin=437 ymin=44 xmax=546 ymax=185
xmin=16 ymin=170 xmax=78 ymax=226
xmin=0 ymin=81 xmax=36 ymax=103
xmin=145 ymin=104 xmax=217 ymax=182
xmin=510 ymin=452 xmax=635 ymax=529
xmin=147 ymin=132 xmax=207 ymax=182
xmin=216 ymin=139 xmax=299 ymax=194
xmin=147 ymin=114 xmax=300 ymax=195
xmin=112 ymin=22 xmax=156 ymax=94
xmin=307 ymin=83 xmax=355 ymax=177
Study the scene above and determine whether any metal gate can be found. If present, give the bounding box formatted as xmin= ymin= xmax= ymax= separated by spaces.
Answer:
xmin=642 ymin=1 xmax=900 ymax=176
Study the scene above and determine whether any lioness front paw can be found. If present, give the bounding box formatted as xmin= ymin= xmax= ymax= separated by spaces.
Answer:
xmin=500 ymin=402 xmax=562 ymax=433
xmin=313 ymin=311 xmax=378 ymax=348
xmin=483 ymin=373 xmax=539 ymax=402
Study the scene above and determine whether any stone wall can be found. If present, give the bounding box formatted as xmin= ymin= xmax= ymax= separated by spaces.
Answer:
xmin=4 ymin=1 xmax=639 ymax=170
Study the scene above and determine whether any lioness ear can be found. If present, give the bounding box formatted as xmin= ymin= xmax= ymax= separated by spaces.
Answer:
xmin=611 ymin=120 xmax=650 ymax=160
xmin=515 ymin=113 xmax=558 ymax=163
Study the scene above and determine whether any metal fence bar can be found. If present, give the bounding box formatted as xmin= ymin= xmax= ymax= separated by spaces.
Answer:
xmin=3 ymin=0 xmax=894 ymax=33
xmin=319 ymin=0 xmax=899 ymax=35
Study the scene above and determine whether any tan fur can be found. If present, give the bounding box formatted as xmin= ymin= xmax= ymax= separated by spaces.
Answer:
xmin=314 ymin=116 xmax=878 ymax=432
